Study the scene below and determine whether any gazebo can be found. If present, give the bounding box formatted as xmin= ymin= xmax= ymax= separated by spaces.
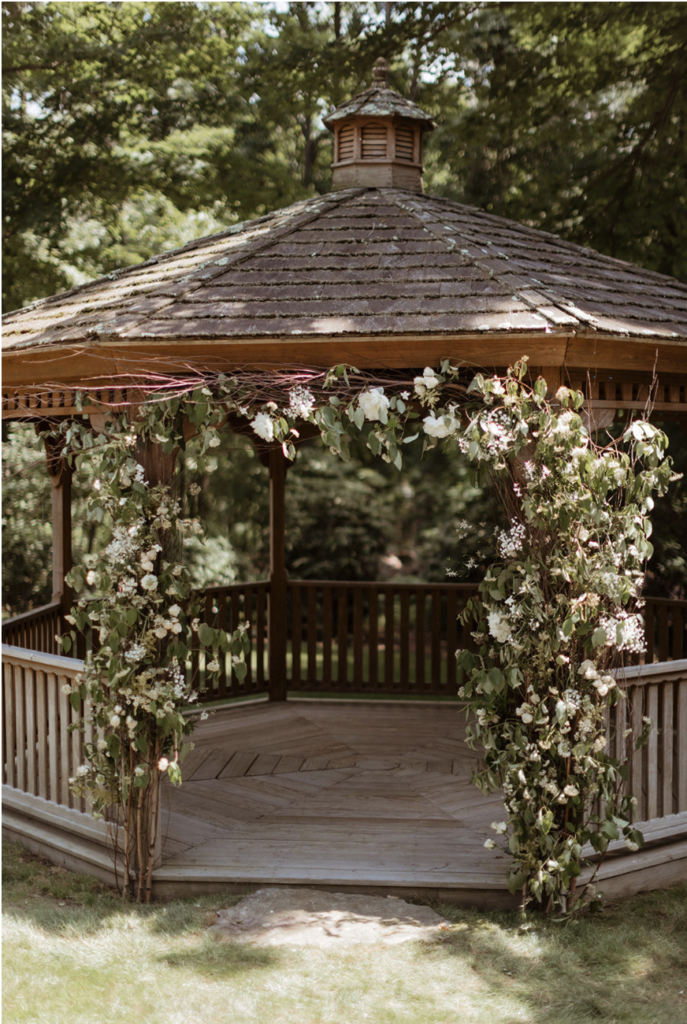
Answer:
xmin=3 ymin=59 xmax=687 ymax=904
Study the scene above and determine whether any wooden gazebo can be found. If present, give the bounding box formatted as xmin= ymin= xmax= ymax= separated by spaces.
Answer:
xmin=3 ymin=60 xmax=687 ymax=903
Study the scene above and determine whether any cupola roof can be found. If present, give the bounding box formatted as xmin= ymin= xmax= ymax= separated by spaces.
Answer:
xmin=322 ymin=58 xmax=436 ymax=130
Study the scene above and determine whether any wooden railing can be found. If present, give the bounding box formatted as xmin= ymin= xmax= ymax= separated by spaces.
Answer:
xmin=285 ymin=581 xmax=478 ymax=696
xmin=4 ymin=588 xmax=687 ymax=702
xmin=2 ymin=645 xmax=89 ymax=811
xmin=194 ymin=582 xmax=270 ymax=702
xmin=1 ymin=601 xmax=63 ymax=656
xmin=611 ymin=660 xmax=687 ymax=821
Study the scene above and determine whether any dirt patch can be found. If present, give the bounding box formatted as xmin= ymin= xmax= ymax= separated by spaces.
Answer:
xmin=210 ymin=887 xmax=450 ymax=947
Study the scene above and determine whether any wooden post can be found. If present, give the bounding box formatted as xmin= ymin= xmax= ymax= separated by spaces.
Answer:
xmin=268 ymin=447 xmax=288 ymax=701
xmin=51 ymin=461 xmax=72 ymax=613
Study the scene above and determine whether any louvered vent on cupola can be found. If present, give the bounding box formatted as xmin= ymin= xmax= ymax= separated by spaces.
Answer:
xmin=324 ymin=57 xmax=436 ymax=193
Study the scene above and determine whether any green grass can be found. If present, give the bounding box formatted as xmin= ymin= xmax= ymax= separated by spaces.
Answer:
xmin=3 ymin=839 xmax=687 ymax=1024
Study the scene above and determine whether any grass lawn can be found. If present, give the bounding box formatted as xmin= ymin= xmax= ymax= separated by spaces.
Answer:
xmin=3 ymin=840 xmax=686 ymax=1024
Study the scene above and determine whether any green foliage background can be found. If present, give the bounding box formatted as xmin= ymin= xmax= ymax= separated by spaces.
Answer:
xmin=2 ymin=1 xmax=687 ymax=614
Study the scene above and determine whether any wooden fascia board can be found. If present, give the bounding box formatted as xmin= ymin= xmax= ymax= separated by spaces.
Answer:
xmin=3 ymin=332 xmax=687 ymax=390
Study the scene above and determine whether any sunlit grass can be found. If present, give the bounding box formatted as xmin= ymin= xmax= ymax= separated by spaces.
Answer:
xmin=3 ymin=839 xmax=686 ymax=1024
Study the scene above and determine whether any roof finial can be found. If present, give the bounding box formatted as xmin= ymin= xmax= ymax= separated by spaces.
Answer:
xmin=372 ymin=56 xmax=389 ymax=88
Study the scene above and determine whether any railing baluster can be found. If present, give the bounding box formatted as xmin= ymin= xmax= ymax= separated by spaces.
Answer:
xmin=631 ymin=685 xmax=645 ymax=820
xmin=400 ymin=589 xmax=410 ymax=688
xmin=256 ymin=584 xmax=266 ymax=690
xmin=243 ymin=586 xmax=254 ymax=692
xmin=307 ymin=586 xmax=318 ymax=688
xmin=646 ymin=683 xmax=659 ymax=819
xmin=58 ymin=676 xmax=71 ymax=806
xmin=47 ymin=672 xmax=59 ymax=803
xmin=658 ymin=606 xmax=669 ymax=663
xmin=678 ymin=679 xmax=687 ymax=813
xmin=446 ymin=588 xmax=458 ymax=693
xmin=291 ymin=584 xmax=302 ymax=688
xmin=337 ymin=586 xmax=348 ymax=689
xmin=662 ymin=682 xmax=674 ymax=817
xmin=368 ymin=588 xmax=378 ymax=691
xmin=673 ymin=605 xmax=684 ymax=660
xmin=14 ymin=664 xmax=26 ymax=793
xmin=25 ymin=666 xmax=37 ymax=797
xmin=353 ymin=588 xmax=364 ymax=689
xmin=431 ymin=590 xmax=442 ymax=691
xmin=384 ymin=587 xmax=394 ymax=688
xmin=645 ymin=601 xmax=655 ymax=663
xmin=322 ymin=585 xmax=333 ymax=687
xmin=4 ymin=661 xmax=16 ymax=788
xmin=415 ymin=587 xmax=425 ymax=690
xmin=218 ymin=588 xmax=229 ymax=698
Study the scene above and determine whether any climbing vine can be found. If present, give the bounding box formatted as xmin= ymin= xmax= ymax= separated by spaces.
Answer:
xmin=48 ymin=357 xmax=673 ymax=908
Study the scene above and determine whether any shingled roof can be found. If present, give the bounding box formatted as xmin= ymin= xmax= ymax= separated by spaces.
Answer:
xmin=3 ymin=187 xmax=687 ymax=357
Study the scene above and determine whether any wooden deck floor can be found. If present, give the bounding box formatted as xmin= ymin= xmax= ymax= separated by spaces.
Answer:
xmin=156 ymin=699 xmax=516 ymax=904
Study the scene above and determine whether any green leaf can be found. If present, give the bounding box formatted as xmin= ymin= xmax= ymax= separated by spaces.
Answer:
xmin=198 ymin=623 xmax=215 ymax=646
xmin=592 ymin=627 xmax=607 ymax=647
xmin=135 ymin=735 xmax=148 ymax=755
xmin=69 ymin=691 xmax=81 ymax=711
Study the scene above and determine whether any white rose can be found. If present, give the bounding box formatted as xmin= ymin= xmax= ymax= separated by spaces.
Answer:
xmin=207 ymin=660 xmax=220 ymax=673
xmin=76 ymin=764 xmax=90 ymax=777
xmin=563 ymin=784 xmax=579 ymax=797
xmin=109 ymin=714 xmax=121 ymax=728
xmin=490 ymin=822 xmax=508 ymax=834
xmin=86 ymin=570 xmax=97 ymax=586
xmin=208 ymin=434 xmax=221 ymax=448
xmin=158 ymin=757 xmax=170 ymax=771
xmin=141 ymin=560 xmax=154 ymax=573
xmin=414 ymin=367 xmax=440 ymax=396
xmin=357 ymin=387 xmax=390 ymax=422
xmin=251 ymin=412 xmax=275 ymax=442
xmin=487 ymin=611 xmax=512 ymax=644
xmin=483 ymin=839 xmax=496 ymax=850
xmin=422 ymin=411 xmax=458 ymax=438
xmin=168 ymin=604 xmax=182 ymax=617
xmin=141 ymin=574 xmax=158 ymax=592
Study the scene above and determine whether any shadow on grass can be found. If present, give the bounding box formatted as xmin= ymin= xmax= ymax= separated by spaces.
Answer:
xmin=2 ymin=840 xmax=252 ymax=940
xmin=159 ymin=934 xmax=281 ymax=978
xmin=418 ymin=883 xmax=687 ymax=1024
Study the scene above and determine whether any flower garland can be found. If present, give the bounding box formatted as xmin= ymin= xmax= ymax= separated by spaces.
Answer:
xmin=45 ymin=358 xmax=673 ymax=909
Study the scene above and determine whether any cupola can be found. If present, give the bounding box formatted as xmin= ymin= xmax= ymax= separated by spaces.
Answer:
xmin=323 ymin=57 xmax=436 ymax=193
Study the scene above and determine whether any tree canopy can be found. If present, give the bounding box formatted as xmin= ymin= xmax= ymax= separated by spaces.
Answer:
xmin=3 ymin=1 xmax=686 ymax=312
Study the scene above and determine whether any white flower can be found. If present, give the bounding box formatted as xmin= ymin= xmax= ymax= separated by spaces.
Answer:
xmin=158 ymin=757 xmax=170 ymax=771
xmin=358 ymin=387 xmax=390 ymax=422
xmin=487 ymin=611 xmax=512 ymax=644
xmin=61 ymin=683 xmax=72 ymax=695
xmin=134 ymin=765 xmax=146 ymax=777
xmin=140 ymin=560 xmax=154 ymax=573
xmin=563 ymin=784 xmax=579 ymax=798
xmin=483 ymin=839 xmax=496 ymax=850
xmin=285 ymin=386 xmax=315 ymax=419
xmin=414 ymin=367 xmax=440 ymax=397
xmin=422 ymin=411 xmax=458 ymax=438
xmin=141 ymin=574 xmax=158 ymax=592
xmin=208 ymin=434 xmax=221 ymax=448
xmin=97 ymin=738 xmax=108 ymax=752
xmin=76 ymin=764 xmax=90 ymax=777
xmin=109 ymin=714 xmax=121 ymax=728
xmin=578 ymin=660 xmax=598 ymax=680
xmin=93 ymin=478 xmax=101 ymax=491
xmin=207 ymin=660 xmax=220 ymax=673
xmin=168 ymin=604 xmax=182 ymax=617
xmin=624 ymin=839 xmax=639 ymax=852
xmin=86 ymin=570 xmax=97 ymax=586
xmin=188 ymin=482 xmax=201 ymax=496
xmin=171 ymin=622 xmax=182 ymax=634
xmin=154 ymin=627 xmax=167 ymax=639
xmin=251 ymin=412 xmax=275 ymax=442
xmin=191 ymin=617 xmax=200 ymax=632
xmin=491 ymin=821 xmax=508 ymax=834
